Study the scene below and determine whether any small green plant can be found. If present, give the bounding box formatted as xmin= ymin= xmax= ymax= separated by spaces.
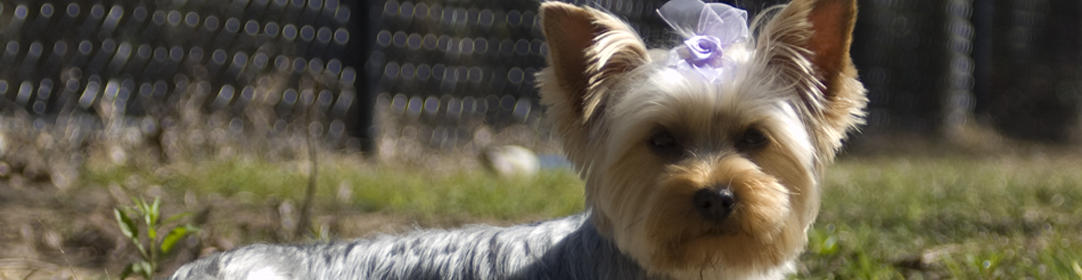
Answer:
xmin=114 ymin=197 xmax=198 ymax=279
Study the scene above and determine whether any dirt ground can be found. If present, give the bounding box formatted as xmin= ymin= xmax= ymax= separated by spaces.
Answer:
xmin=0 ymin=177 xmax=468 ymax=280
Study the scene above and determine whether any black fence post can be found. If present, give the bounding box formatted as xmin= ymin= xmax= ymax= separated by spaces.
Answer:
xmin=346 ymin=0 xmax=377 ymax=154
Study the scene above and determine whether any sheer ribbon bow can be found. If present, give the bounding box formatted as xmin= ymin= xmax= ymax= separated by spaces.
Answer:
xmin=658 ymin=0 xmax=749 ymax=82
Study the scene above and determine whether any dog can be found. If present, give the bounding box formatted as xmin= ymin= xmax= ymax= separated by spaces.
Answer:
xmin=170 ymin=0 xmax=865 ymax=278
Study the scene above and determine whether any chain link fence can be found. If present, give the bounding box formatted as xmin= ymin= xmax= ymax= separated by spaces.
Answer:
xmin=0 ymin=0 xmax=1078 ymax=156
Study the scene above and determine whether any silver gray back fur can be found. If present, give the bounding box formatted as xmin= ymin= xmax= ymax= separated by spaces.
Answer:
xmin=170 ymin=212 xmax=660 ymax=279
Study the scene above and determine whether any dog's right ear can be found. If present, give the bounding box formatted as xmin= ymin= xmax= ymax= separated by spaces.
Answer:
xmin=539 ymin=2 xmax=649 ymax=124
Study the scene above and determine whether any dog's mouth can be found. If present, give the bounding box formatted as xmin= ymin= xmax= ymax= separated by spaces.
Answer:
xmin=699 ymin=217 xmax=741 ymax=236
xmin=701 ymin=226 xmax=737 ymax=236
xmin=696 ymin=204 xmax=743 ymax=236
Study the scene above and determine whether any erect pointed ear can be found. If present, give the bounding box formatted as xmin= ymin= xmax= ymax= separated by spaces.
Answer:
xmin=761 ymin=0 xmax=867 ymax=156
xmin=538 ymin=2 xmax=649 ymax=124
xmin=804 ymin=0 xmax=858 ymax=93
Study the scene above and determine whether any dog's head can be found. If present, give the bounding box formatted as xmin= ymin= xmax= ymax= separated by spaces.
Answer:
xmin=538 ymin=0 xmax=865 ymax=277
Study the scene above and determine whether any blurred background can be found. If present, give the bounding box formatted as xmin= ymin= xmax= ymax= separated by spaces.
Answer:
xmin=1 ymin=0 xmax=1080 ymax=158
xmin=0 ymin=0 xmax=1080 ymax=279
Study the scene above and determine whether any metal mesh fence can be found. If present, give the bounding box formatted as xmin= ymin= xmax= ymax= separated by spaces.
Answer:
xmin=1 ymin=0 xmax=1079 ymax=154
xmin=0 ymin=0 xmax=368 ymax=148
xmin=973 ymin=0 xmax=1082 ymax=142
xmin=367 ymin=0 xmax=684 ymax=151
xmin=852 ymin=0 xmax=954 ymax=135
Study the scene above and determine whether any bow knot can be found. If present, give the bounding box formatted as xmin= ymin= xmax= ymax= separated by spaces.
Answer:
xmin=681 ymin=35 xmax=725 ymax=68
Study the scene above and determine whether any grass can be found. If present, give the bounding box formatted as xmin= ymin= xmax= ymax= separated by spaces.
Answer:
xmin=84 ymin=156 xmax=586 ymax=223
xmin=803 ymin=156 xmax=1082 ymax=279
xmin=83 ymin=154 xmax=1082 ymax=278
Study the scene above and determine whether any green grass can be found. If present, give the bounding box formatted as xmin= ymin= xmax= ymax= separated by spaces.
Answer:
xmin=85 ymin=155 xmax=1082 ymax=278
xmin=85 ymin=157 xmax=586 ymax=222
xmin=803 ymin=156 xmax=1082 ymax=279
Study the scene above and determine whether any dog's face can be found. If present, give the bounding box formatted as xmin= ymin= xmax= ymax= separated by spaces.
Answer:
xmin=539 ymin=0 xmax=865 ymax=277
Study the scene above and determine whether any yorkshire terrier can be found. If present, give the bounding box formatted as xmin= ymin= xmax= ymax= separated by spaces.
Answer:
xmin=172 ymin=0 xmax=865 ymax=279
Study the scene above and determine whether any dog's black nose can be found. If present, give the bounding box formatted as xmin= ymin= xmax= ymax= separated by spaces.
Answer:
xmin=693 ymin=187 xmax=735 ymax=222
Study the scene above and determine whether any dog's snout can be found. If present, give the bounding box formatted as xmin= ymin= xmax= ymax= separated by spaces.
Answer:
xmin=693 ymin=186 xmax=735 ymax=222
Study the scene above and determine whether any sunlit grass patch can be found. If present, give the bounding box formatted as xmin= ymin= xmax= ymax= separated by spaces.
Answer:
xmin=84 ymin=156 xmax=586 ymax=223
xmin=801 ymin=156 xmax=1082 ymax=279
xmin=328 ymin=162 xmax=585 ymax=221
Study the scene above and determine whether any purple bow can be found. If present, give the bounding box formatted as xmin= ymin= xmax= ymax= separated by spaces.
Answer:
xmin=658 ymin=0 xmax=749 ymax=82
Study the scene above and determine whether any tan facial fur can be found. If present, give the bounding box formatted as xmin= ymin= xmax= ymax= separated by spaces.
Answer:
xmin=591 ymin=66 xmax=818 ymax=277
xmin=538 ymin=0 xmax=865 ymax=278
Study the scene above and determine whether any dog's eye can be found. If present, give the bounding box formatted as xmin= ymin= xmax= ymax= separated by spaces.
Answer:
xmin=648 ymin=131 xmax=681 ymax=155
xmin=737 ymin=128 xmax=769 ymax=150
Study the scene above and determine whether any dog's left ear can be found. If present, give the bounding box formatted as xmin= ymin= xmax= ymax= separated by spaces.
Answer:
xmin=762 ymin=0 xmax=867 ymax=156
